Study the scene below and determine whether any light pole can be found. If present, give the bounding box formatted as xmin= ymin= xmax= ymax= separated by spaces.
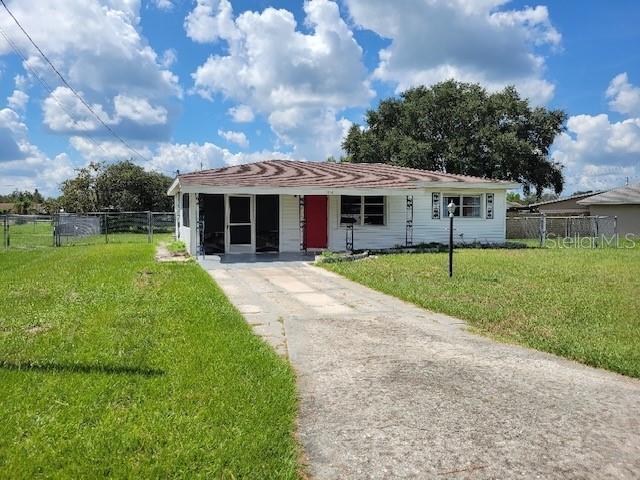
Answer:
xmin=447 ymin=201 xmax=456 ymax=277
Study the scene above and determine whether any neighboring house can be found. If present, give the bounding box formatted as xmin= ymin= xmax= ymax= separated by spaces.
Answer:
xmin=167 ymin=160 xmax=518 ymax=255
xmin=577 ymin=184 xmax=640 ymax=235
xmin=506 ymin=201 xmax=524 ymax=216
xmin=0 ymin=202 xmax=14 ymax=214
xmin=527 ymin=191 xmax=602 ymax=216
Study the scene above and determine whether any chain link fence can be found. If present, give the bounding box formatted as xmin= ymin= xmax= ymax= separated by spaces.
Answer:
xmin=507 ymin=215 xmax=617 ymax=246
xmin=2 ymin=212 xmax=175 ymax=249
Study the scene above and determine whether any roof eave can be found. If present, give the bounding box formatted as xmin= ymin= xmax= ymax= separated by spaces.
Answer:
xmin=167 ymin=178 xmax=180 ymax=196
xmin=416 ymin=181 xmax=520 ymax=189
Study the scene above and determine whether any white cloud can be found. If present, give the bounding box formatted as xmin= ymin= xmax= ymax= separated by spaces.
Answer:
xmin=551 ymin=114 xmax=640 ymax=192
xmin=0 ymin=107 xmax=74 ymax=195
xmin=606 ymin=73 xmax=640 ymax=117
xmin=218 ymin=129 xmax=248 ymax=147
xmin=69 ymin=136 xmax=153 ymax=164
xmin=43 ymin=87 xmax=115 ymax=133
xmin=227 ymin=104 xmax=254 ymax=123
xmin=0 ymin=1 xmax=180 ymax=98
xmin=153 ymin=0 xmax=173 ymax=11
xmin=189 ymin=0 xmax=373 ymax=159
xmin=160 ymin=48 xmax=177 ymax=68
xmin=147 ymin=142 xmax=290 ymax=175
xmin=184 ymin=0 xmax=239 ymax=44
xmin=344 ymin=0 xmax=560 ymax=104
xmin=43 ymin=87 xmax=169 ymax=138
xmin=0 ymin=0 xmax=181 ymax=150
xmin=114 ymin=95 xmax=168 ymax=125
xmin=268 ymin=107 xmax=352 ymax=160
xmin=7 ymin=90 xmax=29 ymax=111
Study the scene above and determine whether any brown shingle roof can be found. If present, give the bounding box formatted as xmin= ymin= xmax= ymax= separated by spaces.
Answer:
xmin=177 ymin=160 xmax=512 ymax=190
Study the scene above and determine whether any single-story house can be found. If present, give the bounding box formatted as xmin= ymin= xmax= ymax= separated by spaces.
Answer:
xmin=577 ymin=183 xmax=640 ymax=235
xmin=526 ymin=191 xmax=602 ymax=216
xmin=167 ymin=160 xmax=518 ymax=255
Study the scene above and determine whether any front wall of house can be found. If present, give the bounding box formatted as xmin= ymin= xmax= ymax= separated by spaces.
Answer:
xmin=176 ymin=190 xmax=508 ymax=254
xmin=326 ymin=190 xmax=507 ymax=251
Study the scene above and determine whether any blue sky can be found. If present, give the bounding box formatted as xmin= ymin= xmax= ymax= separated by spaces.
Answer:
xmin=1 ymin=0 xmax=639 ymax=196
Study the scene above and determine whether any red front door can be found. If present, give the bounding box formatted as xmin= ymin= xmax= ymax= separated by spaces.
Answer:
xmin=305 ymin=195 xmax=328 ymax=249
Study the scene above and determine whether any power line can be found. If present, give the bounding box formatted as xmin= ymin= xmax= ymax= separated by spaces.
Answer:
xmin=0 ymin=0 xmax=151 ymax=164
xmin=0 ymin=26 xmax=117 ymax=162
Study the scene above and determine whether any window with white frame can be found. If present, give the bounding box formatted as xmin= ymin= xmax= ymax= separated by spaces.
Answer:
xmin=442 ymin=194 xmax=481 ymax=217
xmin=340 ymin=195 xmax=386 ymax=225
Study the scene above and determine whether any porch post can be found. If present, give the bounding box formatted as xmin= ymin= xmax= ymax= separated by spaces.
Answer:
xmin=405 ymin=195 xmax=414 ymax=247
xmin=298 ymin=195 xmax=306 ymax=252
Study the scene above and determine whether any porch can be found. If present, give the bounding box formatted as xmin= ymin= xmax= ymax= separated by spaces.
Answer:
xmin=185 ymin=192 xmax=417 ymax=256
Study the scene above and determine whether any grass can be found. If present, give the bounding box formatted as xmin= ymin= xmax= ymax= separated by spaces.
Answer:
xmin=323 ymin=245 xmax=640 ymax=378
xmin=167 ymin=240 xmax=187 ymax=255
xmin=3 ymin=221 xmax=172 ymax=248
xmin=0 ymin=243 xmax=301 ymax=478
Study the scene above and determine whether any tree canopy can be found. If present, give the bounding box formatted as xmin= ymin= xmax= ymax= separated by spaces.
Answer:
xmin=58 ymin=161 xmax=173 ymax=213
xmin=0 ymin=189 xmax=46 ymax=214
xmin=342 ymin=80 xmax=567 ymax=196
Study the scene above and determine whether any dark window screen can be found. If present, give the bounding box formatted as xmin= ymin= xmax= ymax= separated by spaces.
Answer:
xmin=230 ymin=196 xmax=250 ymax=224
xmin=182 ymin=193 xmax=190 ymax=227
xmin=230 ymin=225 xmax=251 ymax=244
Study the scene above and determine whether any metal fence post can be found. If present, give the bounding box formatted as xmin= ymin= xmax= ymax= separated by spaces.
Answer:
xmin=147 ymin=211 xmax=152 ymax=243
xmin=540 ymin=214 xmax=546 ymax=247
xmin=104 ymin=213 xmax=108 ymax=244
xmin=2 ymin=214 xmax=6 ymax=249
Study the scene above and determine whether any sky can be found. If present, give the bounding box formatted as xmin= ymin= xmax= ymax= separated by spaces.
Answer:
xmin=0 ymin=0 xmax=639 ymax=196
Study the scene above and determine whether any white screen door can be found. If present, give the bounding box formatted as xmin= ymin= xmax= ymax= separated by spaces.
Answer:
xmin=226 ymin=195 xmax=253 ymax=253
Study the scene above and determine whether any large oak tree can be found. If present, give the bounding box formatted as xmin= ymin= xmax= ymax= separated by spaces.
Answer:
xmin=59 ymin=161 xmax=173 ymax=213
xmin=342 ymin=80 xmax=566 ymax=196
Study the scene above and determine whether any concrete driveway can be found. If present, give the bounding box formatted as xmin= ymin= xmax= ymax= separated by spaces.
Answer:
xmin=202 ymin=255 xmax=640 ymax=479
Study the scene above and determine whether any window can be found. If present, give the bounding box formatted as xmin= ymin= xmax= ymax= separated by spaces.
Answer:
xmin=443 ymin=194 xmax=481 ymax=218
xmin=364 ymin=196 xmax=385 ymax=225
xmin=340 ymin=195 xmax=386 ymax=226
xmin=182 ymin=193 xmax=190 ymax=227
xmin=462 ymin=195 xmax=481 ymax=217
xmin=340 ymin=195 xmax=361 ymax=224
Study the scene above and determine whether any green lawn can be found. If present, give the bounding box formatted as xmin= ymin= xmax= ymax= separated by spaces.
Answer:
xmin=0 ymin=244 xmax=301 ymax=478
xmin=3 ymin=221 xmax=171 ymax=248
xmin=324 ymin=245 xmax=640 ymax=378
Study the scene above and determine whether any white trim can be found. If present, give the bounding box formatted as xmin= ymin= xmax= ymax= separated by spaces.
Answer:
xmin=225 ymin=194 xmax=255 ymax=253
xmin=417 ymin=181 xmax=520 ymax=189
xmin=167 ymin=178 xmax=180 ymax=196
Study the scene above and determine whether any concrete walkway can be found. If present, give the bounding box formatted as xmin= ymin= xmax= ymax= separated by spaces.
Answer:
xmin=202 ymin=256 xmax=640 ymax=479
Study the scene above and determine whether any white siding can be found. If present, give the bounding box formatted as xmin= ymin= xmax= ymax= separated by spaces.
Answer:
xmin=279 ymin=194 xmax=300 ymax=252
xmin=327 ymin=190 xmax=507 ymax=251
xmin=328 ymin=195 xmax=408 ymax=250
xmin=176 ymin=192 xmax=197 ymax=255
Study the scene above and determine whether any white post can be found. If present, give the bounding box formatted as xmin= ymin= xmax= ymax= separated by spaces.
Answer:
xmin=189 ymin=193 xmax=198 ymax=255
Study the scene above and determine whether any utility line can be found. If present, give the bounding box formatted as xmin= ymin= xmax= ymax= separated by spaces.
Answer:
xmin=0 ymin=26 xmax=116 ymax=162
xmin=0 ymin=0 xmax=151 ymax=163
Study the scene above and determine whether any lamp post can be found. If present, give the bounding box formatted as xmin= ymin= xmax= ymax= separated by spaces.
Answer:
xmin=447 ymin=201 xmax=456 ymax=277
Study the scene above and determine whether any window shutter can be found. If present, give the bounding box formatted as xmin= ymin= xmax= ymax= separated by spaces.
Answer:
xmin=432 ymin=193 xmax=440 ymax=219
xmin=486 ymin=193 xmax=494 ymax=219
